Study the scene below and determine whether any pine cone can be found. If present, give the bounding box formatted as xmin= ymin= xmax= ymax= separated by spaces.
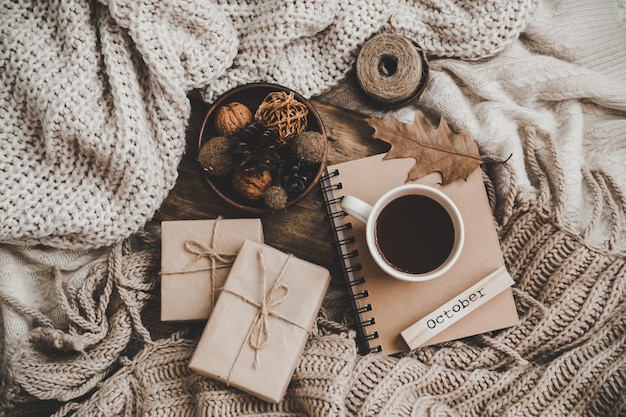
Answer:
xmin=275 ymin=158 xmax=316 ymax=199
xmin=230 ymin=122 xmax=283 ymax=174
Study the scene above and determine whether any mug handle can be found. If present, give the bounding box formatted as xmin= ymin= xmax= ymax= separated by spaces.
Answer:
xmin=341 ymin=195 xmax=372 ymax=224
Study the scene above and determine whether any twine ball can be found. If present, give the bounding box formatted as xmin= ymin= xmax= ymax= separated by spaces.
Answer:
xmin=199 ymin=136 xmax=234 ymax=176
xmin=356 ymin=33 xmax=428 ymax=106
xmin=255 ymin=91 xmax=309 ymax=142
xmin=291 ymin=131 xmax=326 ymax=164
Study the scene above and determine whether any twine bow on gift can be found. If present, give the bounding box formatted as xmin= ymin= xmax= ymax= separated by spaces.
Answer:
xmin=247 ymin=249 xmax=291 ymax=368
xmin=224 ymin=248 xmax=306 ymax=373
xmin=161 ymin=217 xmax=237 ymax=310
xmin=181 ymin=239 xmax=236 ymax=272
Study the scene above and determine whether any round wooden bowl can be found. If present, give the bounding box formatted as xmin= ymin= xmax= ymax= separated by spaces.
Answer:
xmin=198 ymin=83 xmax=328 ymax=214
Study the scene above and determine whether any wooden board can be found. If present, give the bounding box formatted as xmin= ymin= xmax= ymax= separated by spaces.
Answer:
xmin=155 ymin=96 xmax=389 ymax=280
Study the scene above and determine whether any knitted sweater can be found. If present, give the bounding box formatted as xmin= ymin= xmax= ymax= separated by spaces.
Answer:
xmin=2 ymin=0 xmax=626 ymax=416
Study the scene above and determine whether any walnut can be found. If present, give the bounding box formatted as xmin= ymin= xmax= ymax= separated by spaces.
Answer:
xmin=231 ymin=169 xmax=272 ymax=201
xmin=214 ymin=102 xmax=253 ymax=136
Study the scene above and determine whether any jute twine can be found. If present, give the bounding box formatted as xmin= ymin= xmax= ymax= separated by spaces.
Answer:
xmin=222 ymin=248 xmax=302 ymax=375
xmin=255 ymin=91 xmax=309 ymax=142
xmin=356 ymin=33 xmax=428 ymax=106
xmin=160 ymin=217 xmax=236 ymax=312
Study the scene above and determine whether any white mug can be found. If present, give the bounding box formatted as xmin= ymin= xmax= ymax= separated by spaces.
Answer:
xmin=340 ymin=184 xmax=464 ymax=282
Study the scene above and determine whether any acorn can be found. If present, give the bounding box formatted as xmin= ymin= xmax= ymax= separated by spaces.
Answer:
xmin=231 ymin=169 xmax=272 ymax=201
xmin=214 ymin=102 xmax=253 ymax=136
xmin=263 ymin=185 xmax=289 ymax=210
xmin=290 ymin=131 xmax=326 ymax=164
xmin=198 ymin=136 xmax=234 ymax=176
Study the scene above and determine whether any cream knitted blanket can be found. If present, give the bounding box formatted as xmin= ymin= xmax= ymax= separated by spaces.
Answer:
xmin=0 ymin=0 xmax=536 ymax=250
xmin=0 ymin=0 xmax=538 ymax=339
xmin=1 ymin=0 xmax=626 ymax=416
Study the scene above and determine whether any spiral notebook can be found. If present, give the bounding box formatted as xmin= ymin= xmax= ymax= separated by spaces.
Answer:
xmin=321 ymin=154 xmax=519 ymax=355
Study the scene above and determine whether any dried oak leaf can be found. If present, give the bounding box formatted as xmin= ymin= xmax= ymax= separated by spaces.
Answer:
xmin=367 ymin=110 xmax=481 ymax=184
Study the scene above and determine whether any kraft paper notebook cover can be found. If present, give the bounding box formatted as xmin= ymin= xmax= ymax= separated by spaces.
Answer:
xmin=321 ymin=154 xmax=519 ymax=355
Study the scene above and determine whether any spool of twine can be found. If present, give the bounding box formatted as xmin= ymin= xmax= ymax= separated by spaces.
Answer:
xmin=356 ymin=33 xmax=428 ymax=106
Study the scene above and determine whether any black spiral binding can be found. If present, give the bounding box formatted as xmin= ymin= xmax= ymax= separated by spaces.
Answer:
xmin=339 ymin=250 xmax=359 ymax=261
xmin=353 ymin=289 xmax=369 ymax=299
xmin=332 ymin=236 xmax=355 ymax=247
xmin=344 ymin=263 xmax=362 ymax=273
xmin=347 ymin=276 xmax=366 ymax=286
xmin=320 ymin=168 xmax=381 ymax=354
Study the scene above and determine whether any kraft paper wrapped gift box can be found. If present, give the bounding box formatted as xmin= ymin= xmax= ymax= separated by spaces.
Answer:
xmin=160 ymin=218 xmax=264 ymax=322
xmin=189 ymin=239 xmax=331 ymax=403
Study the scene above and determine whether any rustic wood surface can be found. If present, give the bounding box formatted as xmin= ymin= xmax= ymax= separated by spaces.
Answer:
xmin=155 ymin=96 xmax=389 ymax=282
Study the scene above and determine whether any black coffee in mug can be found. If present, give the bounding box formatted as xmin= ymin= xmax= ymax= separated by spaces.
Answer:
xmin=374 ymin=194 xmax=455 ymax=274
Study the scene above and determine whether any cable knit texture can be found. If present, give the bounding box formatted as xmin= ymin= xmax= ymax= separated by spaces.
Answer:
xmin=0 ymin=0 xmax=537 ymax=249
xmin=1 ymin=164 xmax=624 ymax=416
